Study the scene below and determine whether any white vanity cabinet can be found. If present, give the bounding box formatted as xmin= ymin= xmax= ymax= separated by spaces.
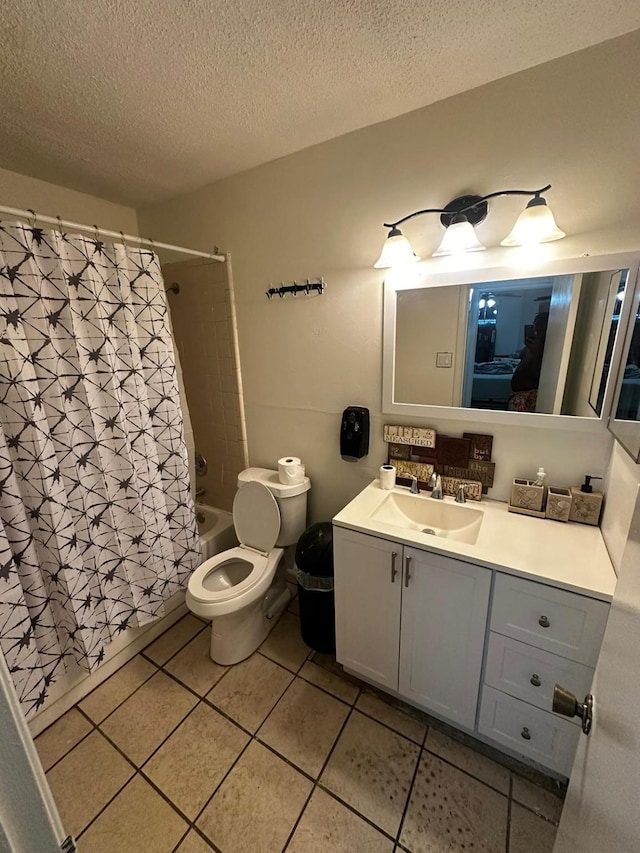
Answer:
xmin=333 ymin=481 xmax=617 ymax=778
xmin=333 ymin=527 xmax=492 ymax=729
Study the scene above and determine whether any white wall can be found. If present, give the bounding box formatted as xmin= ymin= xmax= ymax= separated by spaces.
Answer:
xmin=0 ymin=166 xmax=139 ymax=234
xmin=137 ymin=31 xmax=640 ymax=522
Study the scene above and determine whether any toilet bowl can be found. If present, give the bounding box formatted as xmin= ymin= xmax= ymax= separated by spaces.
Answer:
xmin=186 ymin=468 xmax=310 ymax=665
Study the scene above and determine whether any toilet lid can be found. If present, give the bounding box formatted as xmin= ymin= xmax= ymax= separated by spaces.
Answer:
xmin=233 ymin=481 xmax=281 ymax=552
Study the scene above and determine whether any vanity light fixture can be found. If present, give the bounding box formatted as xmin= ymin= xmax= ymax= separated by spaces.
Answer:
xmin=374 ymin=184 xmax=565 ymax=268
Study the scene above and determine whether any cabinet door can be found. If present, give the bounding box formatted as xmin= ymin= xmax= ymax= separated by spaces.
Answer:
xmin=333 ymin=528 xmax=402 ymax=691
xmin=399 ymin=547 xmax=491 ymax=728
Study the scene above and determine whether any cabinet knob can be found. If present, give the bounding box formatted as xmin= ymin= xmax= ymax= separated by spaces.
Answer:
xmin=538 ymin=615 xmax=550 ymax=628
xmin=530 ymin=674 xmax=541 ymax=687
xmin=521 ymin=727 xmax=532 ymax=741
xmin=391 ymin=551 xmax=398 ymax=583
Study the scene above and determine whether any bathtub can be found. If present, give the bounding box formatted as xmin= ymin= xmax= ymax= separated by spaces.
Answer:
xmin=195 ymin=503 xmax=238 ymax=561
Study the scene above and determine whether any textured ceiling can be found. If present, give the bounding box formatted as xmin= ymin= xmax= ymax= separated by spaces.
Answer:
xmin=2 ymin=1 xmax=640 ymax=206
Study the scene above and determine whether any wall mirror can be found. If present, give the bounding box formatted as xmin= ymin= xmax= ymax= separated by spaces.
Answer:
xmin=608 ymin=261 xmax=640 ymax=460
xmin=382 ymin=252 xmax=640 ymax=430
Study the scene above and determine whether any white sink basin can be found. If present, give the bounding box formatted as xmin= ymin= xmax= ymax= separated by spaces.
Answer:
xmin=370 ymin=492 xmax=484 ymax=545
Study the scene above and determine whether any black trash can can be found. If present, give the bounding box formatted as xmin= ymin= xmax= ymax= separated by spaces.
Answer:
xmin=295 ymin=521 xmax=336 ymax=654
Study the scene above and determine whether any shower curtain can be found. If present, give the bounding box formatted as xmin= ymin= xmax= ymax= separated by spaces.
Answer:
xmin=0 ymin=222 xmax=201 ymax=719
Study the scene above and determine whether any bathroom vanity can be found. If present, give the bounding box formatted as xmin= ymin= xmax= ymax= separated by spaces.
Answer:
xmin=332 ymin=482 xmax=616 ymax=777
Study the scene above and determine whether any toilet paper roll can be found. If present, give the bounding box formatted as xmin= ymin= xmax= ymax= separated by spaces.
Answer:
xmin=379 ymin=464 xmax=396 ymax=490
xmin=278 ymin=456 xmax=306 ymax=485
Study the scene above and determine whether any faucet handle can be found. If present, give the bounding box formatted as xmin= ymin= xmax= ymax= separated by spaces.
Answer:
xmin=455 ymin=483 xmax=468 ymax=503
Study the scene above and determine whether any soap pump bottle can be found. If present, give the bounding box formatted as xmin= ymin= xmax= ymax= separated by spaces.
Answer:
xmin=569 ymin=474 xmax=604 ymax=526
xmin=580 ymin=474 xmax=601 ymax=493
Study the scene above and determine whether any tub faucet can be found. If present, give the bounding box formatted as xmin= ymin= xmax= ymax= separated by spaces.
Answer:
xmin=195 ymin=486 xmax=206 ymax=499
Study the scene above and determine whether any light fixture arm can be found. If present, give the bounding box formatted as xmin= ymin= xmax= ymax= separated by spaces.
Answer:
xmin=383 ymin=184 xmax=552 ymax=229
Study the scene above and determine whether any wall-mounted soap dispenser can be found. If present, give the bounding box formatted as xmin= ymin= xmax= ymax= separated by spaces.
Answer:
xmin=569 ymin=475 xmax=603 ymax=525
xmin=340 ymin=406 xmax=369 ymax=461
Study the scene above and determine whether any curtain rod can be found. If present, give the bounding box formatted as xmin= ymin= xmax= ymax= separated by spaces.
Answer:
xmin=0 ymin=204 xmax=226 ymax=262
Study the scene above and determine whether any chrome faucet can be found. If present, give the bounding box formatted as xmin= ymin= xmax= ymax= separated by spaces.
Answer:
xmin=408 ymin=475 xmax=420 ymax=495
xmin=430 ymin=474 xmax=443 ymax=500
xmin=455 ymin=483 xmax=469 ymax=503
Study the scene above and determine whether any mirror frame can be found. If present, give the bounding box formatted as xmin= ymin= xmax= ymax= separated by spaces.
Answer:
xmin=382 ymin=252 xmax=640 ymax=431
xmin=608 ymin=261 xmax=640 ymax=460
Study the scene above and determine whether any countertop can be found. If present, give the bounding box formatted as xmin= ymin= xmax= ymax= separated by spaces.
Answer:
xmin=332 ymin=480 xmax=617 ymax=602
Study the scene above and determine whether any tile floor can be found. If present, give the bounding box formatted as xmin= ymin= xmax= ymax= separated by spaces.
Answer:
xmin=35 ymin=601 xmax=564 ymax=853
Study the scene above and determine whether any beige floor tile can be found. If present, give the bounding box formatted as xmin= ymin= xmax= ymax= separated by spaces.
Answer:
xmin=356 ymin=691 xmax=426 ymax=745
xmin=260 ymin=612 xmax=310 ymax=672
xmin=207 ymin=653 xmax=293 ymax=733
xmin=145 ymin=703 xmax=249 ymax=818
xmin=165 ymin=630 xmax=228 ymax=696
xmin=510 ymin=803 xmax=558 ymax=853
xmin=175 ymin=830 xmax=215 ymax=852
xmin=298 ymin=661 xmax=359 ymax=704
xmin=197 ymin=741 xmax=312 ymax=853
xmin=79 ymin=655 xmax=157 ymax=723
xmin=258 ymin=679 xmax=349 ymax=777
xmin=78 ymin=775 xmax=187 ymax=852
xmin=512 ymin=775 xmax=564 ymax=824
xmin=35 ymin=708 xmax=92 ymax=771
xmin=46 ymin=731 xmax=134 ymax=838
xmin=320 ymin=711 xmax=420 ymax=837
xmin=400 ymin=752 xmax=508 ymax=853
xmin=101 ymin=671 xmax=198 ymax=765
xmin=143 ymin=614 xmax=204 ymax=664
xmin=425 ymin=729 xmax=510 ymax=794
xmin=288 ymin=788 xmax=394 ymax=853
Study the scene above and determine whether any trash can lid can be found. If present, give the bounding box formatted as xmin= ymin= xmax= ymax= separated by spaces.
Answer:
xmin=295 ymin=521 xmax=334 ymax=577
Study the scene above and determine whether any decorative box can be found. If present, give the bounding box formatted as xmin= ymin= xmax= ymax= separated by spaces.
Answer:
xmin=545 ymin=487 xmax=572 ymax=522
xmin=568 ymin=488 xmax=603 ymax=526
xmin=510 ymin=479 xmax=546 ymax=514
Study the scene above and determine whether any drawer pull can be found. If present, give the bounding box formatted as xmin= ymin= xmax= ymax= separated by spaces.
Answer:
xmin=391 ymin=551 xmax=398 ymax=583
xmin=538 ymin=615 xmax=550 ymax=628
xmin=521 ymin=727 xmax=532 ymax=741
xmin=530 ymin=674 xmax=541 ymax=687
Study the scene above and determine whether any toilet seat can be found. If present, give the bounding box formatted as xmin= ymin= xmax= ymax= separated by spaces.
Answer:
xmin=186 ymin=482 xmax=285 ymax=618
xmin=186 ymin=546 xmax=284 ymax=617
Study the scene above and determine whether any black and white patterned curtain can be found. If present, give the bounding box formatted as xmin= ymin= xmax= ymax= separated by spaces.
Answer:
xmin=0 ymin=222 xmax=201 ymax=718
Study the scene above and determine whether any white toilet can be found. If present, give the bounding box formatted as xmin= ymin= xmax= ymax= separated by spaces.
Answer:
xmin=186 ymin=467 xmax=311 ymax=665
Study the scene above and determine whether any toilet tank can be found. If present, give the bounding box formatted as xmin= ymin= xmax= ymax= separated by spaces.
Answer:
xmin=237 ymin=467 xmax=310 ymax=547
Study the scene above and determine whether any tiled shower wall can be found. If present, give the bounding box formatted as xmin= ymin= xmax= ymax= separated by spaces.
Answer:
xmin=163 ymin=257 xmax=248 ymax=511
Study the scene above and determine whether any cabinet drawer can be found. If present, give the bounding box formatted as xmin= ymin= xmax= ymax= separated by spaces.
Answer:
xmin=491 ymin=574 xmax=609 ymax=665
xmin=478 ymin=685 xmax=579 ymax=776
xmin=484 ymin=633 xmax=594 ymax=721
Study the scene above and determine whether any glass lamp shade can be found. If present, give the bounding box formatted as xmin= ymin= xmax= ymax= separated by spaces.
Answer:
xmin=432 ymin=219 xmax=486 ymax=257
xmin=374 ymin=228 xmax=420 ymax=268
xmin=501 ymin=198 xmax=566 ymax=246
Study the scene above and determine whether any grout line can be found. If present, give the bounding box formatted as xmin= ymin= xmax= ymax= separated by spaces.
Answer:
xmin=38 ymin=718 xmax=99 ymax=775
xmin=280 ymin=785 xmax=315 ymax=852
xmin=394 ymin=737 xmax=424 ymax=846
xmin=76 ymin=699 xmax=208 ymax=840
xmin=313 ymin=782 xmax=399 ymax=844
xmin=506 ymin=773 xmax=513 ymax=853
xmin=350 ymin=705 xmax=426 ymax=749
xmin=139 ymin=616 xmax=207 ymax=669
xmin=420 ymin=743 xmax=512 ymax=799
